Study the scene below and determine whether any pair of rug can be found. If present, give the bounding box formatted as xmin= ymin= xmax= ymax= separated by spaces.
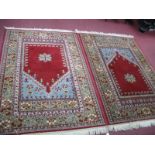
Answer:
xmin=0 ymin=27 xmax=155 ymax=134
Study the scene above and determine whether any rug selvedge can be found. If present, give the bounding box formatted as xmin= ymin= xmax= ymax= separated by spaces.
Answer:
xmin=80 ymin=34 xmax=155 ymax=124
xmin=0 ymin=30 xmax=105 ymax=134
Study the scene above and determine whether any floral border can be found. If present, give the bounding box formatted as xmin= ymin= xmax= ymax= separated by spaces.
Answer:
xmin=0 ymin=30 xmax=105 ymax=134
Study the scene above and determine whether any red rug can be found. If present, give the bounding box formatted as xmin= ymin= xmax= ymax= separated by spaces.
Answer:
xmin=0 ymin=27 xmax=155 ymax=134
xmin=0 ymin=28 xmax=106 ymax=134
xmin=79 ymin=32 xmax=155 ymax=130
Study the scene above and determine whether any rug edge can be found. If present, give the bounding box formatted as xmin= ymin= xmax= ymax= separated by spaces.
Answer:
xmin=133 ymin=37 xmax=155 ymax=72
xmin=4 ymin=26 xmax=74 ymax=32
xmin=29 ymin=118 xmax=155 ymax=134
xmin=4 ymin=27 xmax=134 ymax=38
xmin=2 ymin=27 xmax=154 ymax=135
xmin=0 ymin=29 xmax=7 ymax=75
xmin=27 ymin=126 xmax=109 ymax=135
xmin=108 ymin=119 xmax=155 ymax=133
xmin=75 ymin=29 xmax=134 ymax=38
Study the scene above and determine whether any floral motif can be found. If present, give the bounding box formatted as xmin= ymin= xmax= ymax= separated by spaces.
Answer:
xmin=46 ymin=118 xmax=57 ymax=127
xmin=124 ymin=73 xmax=136 ymax=83
xmin=0 ymin=100 xmax=12 ymax=116
xmin=0 ymin=120 xmax=11 ymax=131
xmin=38 ymin=53 xmax=52 ymax=62
xmin=81 ymin=33 xmax=155 ymax=124
xmin=0 ymin=29 xmax=104 ymax=134
xmin=142 ymin=107 xmax=151 ymax=115
xmin=11 ymin=118 xmax=23 ymax=128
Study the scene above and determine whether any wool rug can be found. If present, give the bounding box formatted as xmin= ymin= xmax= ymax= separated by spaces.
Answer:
xmin=79 ymin=31 xmax=155 ymax=131
xmin=0 ymin=28 xmax=107 ymax=134
xmin=0 ymin=27 xmax=155 ymax=134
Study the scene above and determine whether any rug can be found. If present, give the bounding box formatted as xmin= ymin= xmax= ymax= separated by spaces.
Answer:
xmin=0 ymin=27 xmax=155 ymax=134
xmin=0 ymin=28 xmax=107 ymax=134
xmin=79 ymin=32 xmax=155 ymax=131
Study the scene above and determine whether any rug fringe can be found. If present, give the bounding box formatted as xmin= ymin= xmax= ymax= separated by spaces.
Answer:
xmin=75 ymin=29 xmax=134 ymax=38
xmin=34 ymin=119 xmax=155 ymax=134
xmin=4 ymin=27 xmax=134 ymax=38
xmin=33 ymin=126 xmax=109 ymax=135
xmin=4 ymin=27 xmax=74 ymax=32
xmin=108 ymin=119 xmax=155 ymax=132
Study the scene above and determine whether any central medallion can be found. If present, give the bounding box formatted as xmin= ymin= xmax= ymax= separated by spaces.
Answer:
xmin=107 ymin=51 xmax=153 ymax=96
xmin=24 ymin=44 xmax=68 ymax=93
xmin=124 ymin=73 xmax=136 ymax=83
xmin=38 ymin=53 xmax=52 ymax=62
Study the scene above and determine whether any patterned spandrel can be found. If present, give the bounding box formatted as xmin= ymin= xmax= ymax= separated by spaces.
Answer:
xmin=101 ymin=48 xmax=137 ymax=65
xmin=24 ymin=44 xmax=68 ymax=93
xmin=21 ymin=72 xmax=76 ymax=100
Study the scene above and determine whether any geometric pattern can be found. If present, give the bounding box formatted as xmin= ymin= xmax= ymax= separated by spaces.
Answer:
xmin=19 ymin=39 xmax=82 ymax=115
xmin=106 ymin=51 xmax=153 ymax=96
xmin=21 ymin=43 xmax=76 ymax=100
xmin=0 ymin=29 xmax=105 ymax=134
xmin=21 ymin=72 xmax=76 ymax=100
xmin=101 ymin=48 xmax=137 ymax=65
xmin=80 ymin=34 xmax=155 ymax=125
xmin=24 ymin=44 xmax=68 ymax=93
xmin=1 ymin=29 xmax=155 ymax=134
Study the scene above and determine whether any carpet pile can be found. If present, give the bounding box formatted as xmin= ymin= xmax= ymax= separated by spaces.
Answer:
xmin=0 ymin=28 xmax=155 ymax=134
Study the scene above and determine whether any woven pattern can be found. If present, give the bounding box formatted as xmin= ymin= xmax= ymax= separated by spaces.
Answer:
xmin=0 ymin=28 xmax=155 ymax=134
xmin=0 ymin=29 xmax=105 ymax=134
xmin=80 ymin=34 xmax=155 ymax=124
